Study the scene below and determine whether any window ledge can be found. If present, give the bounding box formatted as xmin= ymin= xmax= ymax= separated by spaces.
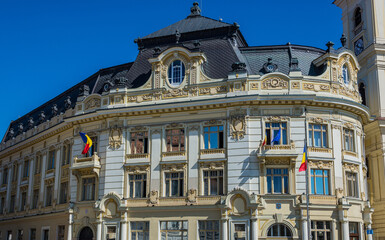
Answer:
xmin=343 ymin=150 xmax=358 ymax=158
xmin=46 ymin=169 xmax=55 ymax=175
xmin=308 ymin=147 xmax=332 ymax=153
xmin=162 ymin=151 xmax=186 ymax=158
xmin=126 ymin=153 xmax=150 ymax=160
xmin=264 ymin=144 xmax=293 ymax=150
xmin=200 ymin=149 xmax=225 ymax=155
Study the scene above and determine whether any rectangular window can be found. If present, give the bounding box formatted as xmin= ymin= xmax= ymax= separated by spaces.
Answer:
xmin=266 ymin=168 xmax=289 ymax=194
xmin=9 ymin=195 xmax=15 ymax=213
xmin=34 ymin=156 xmax=41 ymax=175
xmin=129 ymin=174 xmax=147 ymax=198
xmin=0 ymin=197 xmax=5 ymax=214
xmin=60 ymin=182 xmax=68 ymax=204
xmin=57 ymin=226 xmax=65 ymax=240
xmin=265 ymin=122 xmax=288 ymax=145
xmin=42 ymin=229 xmax=49 ymax=240
xmin=311 ymin=221 xmax=331 ymax=240
xmin=45 ymin=186 xmax=53 ymax=207
xmin=23 ymin=160 xmax=29 ymax=178
xmin=17 ymin=230 xmax=23 ymax=240
xmin=130 ymin=132 xmax=149 ymax=154
xmin=130 ymin=222 xmax=149 ymax=240
xmin=62 ymin=145 xmax=71 ymax=166
xmin=203 ymin=170 xmax=223 ymax=196
xmin=32 ymin=189 xmax=39 ymax=209
xmin=47 ymin=150 xmax=55 ymax=170
xmin=2 ymin=168 xmax=8 ymax=185
xmin=204 ymin=126 xmax=224 ymax=149
xmin=349 ymin=222 xmax=359 ymax=240
xmin=82 ymin=177 xmax=95 ymax=201
xmin=20 ymin=192 xmax=27 ymax=211
xmin=85 ymin=137 xmax=98 ymax=157
xmin=343 ymin=128 xmax=355 ymax=152
xmin=346 ymin=172 xmax=358 ymax=198
xmin=12 ymin=164 xmax=18 ymax=182
xmin=106 ymin=226 xmax=116 ymax=240
xmin=165 ymin=172 xmax=184 ymax=197
xmin=166 ymin=129 xmax=185 ymax=152
xmin=198 ymin=220 xmax=220 ymax=240
xmin=309 ymin=124 xmax=328 ymax=148
xmin=30 ymin=229 xmax=36 ymax=240
xmin=160 ymin=221 xmax=188 ymax=240
xmin=311 ymin=169 xmax=330 ymax=195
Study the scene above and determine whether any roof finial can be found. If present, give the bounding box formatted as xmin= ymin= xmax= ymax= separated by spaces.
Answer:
xmin=340 ymin=34 xmax=347 ymax=48
xmin=189 ymin=2 xmax=201 ymax=17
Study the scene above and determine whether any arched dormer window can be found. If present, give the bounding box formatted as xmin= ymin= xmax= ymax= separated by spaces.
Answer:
xmin=354 ymin=7 xmax=362 ymax=27
xmin=168 ymin=60 xmax=185 ymax=87
xmin=359 ymin=82 xmax=367 ymax=105
xmin=267 ymin=223 xmax=292 ymax=237
xmin=342 ymin=64 xmax=349 ymax=85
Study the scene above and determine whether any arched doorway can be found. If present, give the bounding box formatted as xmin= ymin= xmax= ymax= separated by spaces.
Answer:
xmin=79 ymin=227 xmax=93 ymax=240
xmin=267 ymin=223 xmax=293 ymax=239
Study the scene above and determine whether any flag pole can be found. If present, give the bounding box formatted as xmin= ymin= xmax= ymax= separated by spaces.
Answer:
xmin=304 ymin=109 xmax=312 ymax=239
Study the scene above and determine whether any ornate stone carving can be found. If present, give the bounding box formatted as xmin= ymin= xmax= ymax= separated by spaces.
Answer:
xmin=336 ymin=188 xmax=344 ymax=199
xmin=109 ymin=126 xmax=122 ymax=150
xmin=230 ymin=113 xmax=246 ymax=140
xmin=343 ymin=122 xmax=354 ymax=129
xmin=51 ymin=104 xmax=59 ymax=116
xmin=163 ymin=89 xmax=188 ymax=99
xmin=261 ymin=77 xmax=288 ymax=89
xmin=308 ymin=160 xmax=333 ymax=169
xmin=303 ymin=83 xmax=314 ymax=90
xmin=310 ymin=117 xmax=327 ymax=124
xmin=264 ymin=159 xmax=290 ymax=165
xmin=291 ymin=82 xmax=300 ymax=89
xmin=343 ymin=163 xmax=359 ymax=172
xmin=148 ymin=190 xmax=159 ymax=206
xmin=64 ymin=96 xmax=72 ymax=110
xmin=84 ymin=97 xmax=101 ymax=110
xmin=199 ymin=161 xmax=225 ymax=170
xmin=265 ymin=116 xmax=288 ymax=122
xmin=186 ymin=189 xmax=198 ymax=205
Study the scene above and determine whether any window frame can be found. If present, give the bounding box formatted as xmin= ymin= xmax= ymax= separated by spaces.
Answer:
xmin=264 ymin=121 xmax=288 ymax=145
xmin=32 ymin=189 xmax=39 ymax=209
xmin=267 ymin=223 xmax=292 ymax=237
xmin=160 ymin=220 xmax=188 ymax=240
xmin=45 ymin=185 xmax=53 ymax=207
xmin=266 ymin=168 xmax=289 ymax=194
xmin=128 ymin=173 xmax=148 ymax=199
xmin=202 ymin=169 xmax=224 ymax=196
xmin=310 ymin=169 xmax=330 ymax=195
xmin=59 ymin=181 xmax=68 ymax=204
xmin=343 ymin=128 xmax=355 ymax=152
xmin=342 ymin=64 xmax=350 ymax=85
xmin=164 ymin=171 xmax=185 ymax=197
xmin=203 ymin=125 xmax=224 ymax=150
xmin=81 ymin=177 xmax=96 ymax=201
xmin=23 ymin=160 xmax=30 ymax=178
xmin=47 ymin=150 xmax=55 ymax=171
xmin=62 ymin=143 xmax=71 ymax=166
xmin=198 ymin=220 xmax=220 ymax=240
xmin=165 ymin=128 xmax=185 ymax=153
xmin=311 ymin=221 xmax=331 ymax=240
xmin=167 ymin=60 xmax=186 ymax=87
xmin=129 ymin=131 xmax=149 ymax=155
xmin=130 ymin=221 xmax=149 ymax=240
xmin=308 ymin=124 xmax=328 ymax=148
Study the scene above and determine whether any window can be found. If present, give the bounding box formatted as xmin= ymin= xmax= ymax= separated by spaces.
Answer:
xmin=23 ymin=160 xmax=29 ymax=178
xmin=57 ymin=226 xmax=65 ymax=240
xmin=106 ymin=226 xmax=116 ymax=240
xmin=168 ymin=60 xmax=185 ymax=87
xmin=130 ymin=132 xmax=149 ymax=154
xmin=130 ymin=222 xmax=149 ymax=240
xmin=359 ymin=82 xmax=366 ymax=106
xmin=204 ymin=126 xmax=224 ymax=149
xmin=45 ymin=186 xmax=53 ymax=207
xmin=32 ymin=189 xmax=39 ymax=209
xmin=82 ymin=177 xmax=95 ymax=201
xmin=342 ymin=64 xmax=349 ymax=85
xmin=129 ymin=174 xmax=147 ymax=198
xmin=12 ymin=164 xmax=18 ymax=182
xmin=165 ymin=172 xmax=184 ymax=197
xmin=2 ymin=168 xmax=8 ymax=185
xmin=42 ymin=229 xmax=49 ymax=240
xmin=166 ymin=129 xmax=185 ymax=152
xmin=34 ymin=155 xmax=41 ymax=174
xmin=60 ymin=182 xmax=68 ymax=204
xmin=7 ymin=231 xmax=12 ymax=240
xmin=311 ymin=221 xmax=331 ymax=240
xmin=346 ymin=172 xmax=358 ymax=197
xmin=85 ymin=136 xmax=98 ymax=157
xmin=0 ymin=196 xmax=5 ymax=214
xmin=311 ymin=169 xmax=330 ymax=195
xmin=266 ymin=168 xmax=289 ymax=194
xmin=349 ymin=222 xmax=359 ymax=240
xmin=267 ymin=224 xmax=292 ymax=237
xmin=198 ymin=220 xmax=220 ymax=240
xmin=354 ymin=7 xmax=362 ymax=27
xmin=30 ymin=229 xmax=36 ymax=240
xmin=343 ymin=128 xmax=355 ymax=152
xmin=9 ymin=195 xmax=15 ymax=213
xmin=203 ymin=170 xmax=223 ymax=196
xmin=20 ymin=192 xmax=27 ymax=211
xmin=17 ymin=230 xmax=23 ymax=240
xmin=308 ymin=124 xmax=328 ymax=148
xmin=47 ymin=150 xmax=55 ymax=170
xmin=160 ymin=221 xmax=188 ymax=240
xmin=265 ymin=122 xmax=287 ymax=145
xmin=62 ymin=144 xmax=71 ymax=166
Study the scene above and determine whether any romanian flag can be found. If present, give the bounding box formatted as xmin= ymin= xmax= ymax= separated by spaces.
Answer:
xmin=261 ymin=135 xmax=267 ymax=147
xmin=299 ymin=142 xmax=307 ymax=172
xmin=79 ymin=132 xmax=93 ymax=154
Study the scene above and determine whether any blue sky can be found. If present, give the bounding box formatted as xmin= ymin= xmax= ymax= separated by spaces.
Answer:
xmin=0 ymin=0 xmax=343 ymax=139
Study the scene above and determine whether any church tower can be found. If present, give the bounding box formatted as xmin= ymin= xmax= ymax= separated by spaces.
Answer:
xmin=335 ymin=0 xmax=385 ymax=239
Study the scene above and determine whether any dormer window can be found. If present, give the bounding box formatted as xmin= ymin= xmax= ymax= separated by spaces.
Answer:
xmin=342 ymin=64 xmax=349 ymax=84
xmin=168 ymin=60 xmax=185 ymax=87
xmin=354 ymin=7 xmax=362 ymax=27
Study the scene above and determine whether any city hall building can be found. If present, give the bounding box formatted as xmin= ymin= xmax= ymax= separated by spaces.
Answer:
xmin=0 ymin=1 xmax=384 ymax=240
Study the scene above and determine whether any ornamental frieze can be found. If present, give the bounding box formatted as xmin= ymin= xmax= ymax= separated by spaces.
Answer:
xmin=308 ymin=160 xmax=333 ymax=169
xmin=163 ymin=89 xmax=188 ymax=99
xmin=343 ymin=163 xmax=359 ymax=172
xmin=261 ymin=77 xmax=288 ymax=89
xmin=84 ymin=97 xmax=101 ymax=110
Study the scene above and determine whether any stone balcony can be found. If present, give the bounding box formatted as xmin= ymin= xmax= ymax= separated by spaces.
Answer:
xmin=71 ymin=153 xmax=101 ymax=178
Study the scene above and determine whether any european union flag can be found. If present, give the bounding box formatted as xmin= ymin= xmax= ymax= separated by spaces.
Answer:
xmin=271 ymin=128 xmax=281 ymax=146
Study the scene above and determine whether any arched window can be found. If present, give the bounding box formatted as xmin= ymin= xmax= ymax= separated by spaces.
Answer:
xmin=359 ymin=82 xmax=367 ymax=105
xmin=342 ymin=64 xmax=349 ymax=84
xmin=168 ymin=60 xmax=185 ymax=87
xmin=267 ymin=224 xmax=292 ymax=237
xmin=354 ymin=7 xmax=362 ymax=27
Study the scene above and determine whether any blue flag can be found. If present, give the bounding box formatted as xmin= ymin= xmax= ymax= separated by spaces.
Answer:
xmin=271 ymin=128 xmax=281 ymax=146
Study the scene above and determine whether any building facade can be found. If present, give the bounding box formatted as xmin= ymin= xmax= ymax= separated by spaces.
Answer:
xmin=0 ymin=2 xmax=376 ymax=240
xmin=334 ymin=0 xmax=385 ymax=238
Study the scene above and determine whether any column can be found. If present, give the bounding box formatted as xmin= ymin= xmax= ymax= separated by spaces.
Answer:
xmin=341 ymin=220 xmax=349 ymax=240
xmin=39 ymin=152 xmax=47 ymax=204
xmin=67 ymin=207 xmax=74 ymax=240
xmin=96 ymin=213 xmax=102 ymax=240
xmin=367 ymin=223 xmax=373 ymax=240
xmin=6 ymin=164 xmax=12 ymax=210
xmin=54 ymin=147 xmax=61 ymax=203
xmin=302 ymin=218 xmax=308 ymax=240
xmin=222 ymin=219 xmax=228 ymax=240
xmin=27 ymin=158 xmax=34 ymax=206
xmin=251 ymin=219 xmax=258 ymax=240
xmin=120 ymin=212 xmax=128 ymax=240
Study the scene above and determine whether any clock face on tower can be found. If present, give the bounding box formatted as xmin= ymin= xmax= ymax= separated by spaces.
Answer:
xmin=354 ymin=38 xmax=364 ymax=56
